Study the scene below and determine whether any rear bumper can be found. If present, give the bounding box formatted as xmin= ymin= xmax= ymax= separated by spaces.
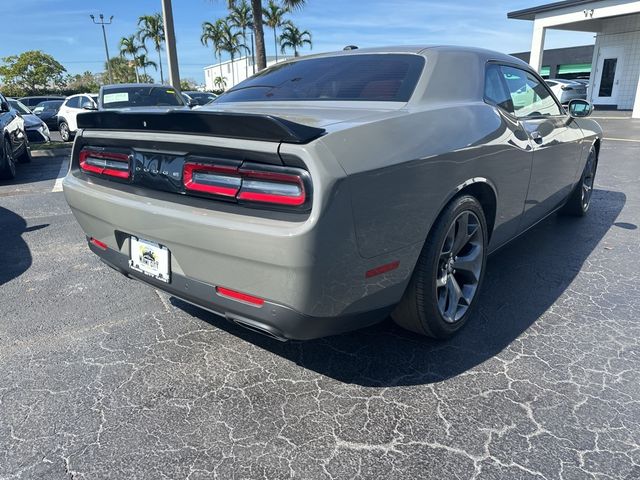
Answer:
xmin=91 ymin=240 xmax=392 ymax=340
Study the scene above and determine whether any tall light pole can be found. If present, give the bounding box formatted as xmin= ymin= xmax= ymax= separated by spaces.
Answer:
xmin=90 ymin=14 xmax=114 ymax=84
xmin=161 ymin=0 xmax=181 ymax=92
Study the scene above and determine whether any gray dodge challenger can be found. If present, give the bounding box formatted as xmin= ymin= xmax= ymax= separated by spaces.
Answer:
xmin=63 ymin=46 xmax=602 ymax=341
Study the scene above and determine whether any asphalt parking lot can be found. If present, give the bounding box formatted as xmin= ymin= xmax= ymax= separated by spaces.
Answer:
xmin=1 ymin=117 xmax=639 ymax=479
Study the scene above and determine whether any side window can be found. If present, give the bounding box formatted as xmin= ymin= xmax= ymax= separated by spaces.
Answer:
xmin=484 ymin=64 xmax=514 ymax=113
xmin=65 ymin=97 xmax=81 ymax=109
xmin=501 ymin=66 xmax=562 ymax=118
xmin=80 ymin=96 xmax=93 ymax=108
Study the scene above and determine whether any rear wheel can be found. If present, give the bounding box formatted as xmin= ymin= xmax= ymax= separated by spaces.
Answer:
xmin=59 ymin=121 xmax=71 ymax=142
xmin=392 ymin=195 xmax=488 ymax=338
xmin=561 ymin=145 xmax=597 ymax=216
xmin=0 ymin=136 xmax=16 ymax=180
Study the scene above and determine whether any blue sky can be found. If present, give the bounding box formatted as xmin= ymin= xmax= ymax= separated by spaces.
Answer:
xmin=1 ymin=0 xmax=595 ymax=84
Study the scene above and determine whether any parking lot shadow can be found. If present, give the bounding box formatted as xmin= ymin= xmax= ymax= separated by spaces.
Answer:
xmin=175 ymin=189 xmax=626 ymax=387
xmin=0 ymin=207 xmax=36 ymax=286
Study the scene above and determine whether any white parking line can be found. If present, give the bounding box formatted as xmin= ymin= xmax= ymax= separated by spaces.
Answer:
xmin=51 ymin=159 xmax=69 ymax=192
xmin=604 ymin=137 xmax=640 ymax=143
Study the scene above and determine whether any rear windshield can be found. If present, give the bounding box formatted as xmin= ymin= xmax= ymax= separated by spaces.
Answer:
xmin=217 ymin=54 xmax=425 ymax=103
xmin=38 ymin=101 xmax=63 ymax=110
xmin=101 ymin=86 xmax=185 ymax=109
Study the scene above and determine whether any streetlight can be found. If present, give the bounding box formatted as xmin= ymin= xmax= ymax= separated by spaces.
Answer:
xmin=90 ymin=14 xmax=114 ymax=84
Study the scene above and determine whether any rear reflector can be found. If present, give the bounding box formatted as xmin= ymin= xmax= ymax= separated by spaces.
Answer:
xmin=366 ymin=260 xmax=400 ymax=278
xmin=89 ymin=237 xmax=108 ymax=250
xmin=216 ymin=286 xmax=265 ymax=307
xmin=79 ymin=149 xmax=130 ymax=179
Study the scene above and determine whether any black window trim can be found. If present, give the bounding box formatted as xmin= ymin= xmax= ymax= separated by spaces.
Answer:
xmin=484 ymin=60 xmax=566 ymax=120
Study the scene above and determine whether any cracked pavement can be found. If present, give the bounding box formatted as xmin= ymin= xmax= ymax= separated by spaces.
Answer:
xmin=1 ymin=124 xmax=639 ymax=479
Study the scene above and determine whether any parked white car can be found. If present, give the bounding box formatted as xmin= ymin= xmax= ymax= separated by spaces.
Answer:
xmin=544 ymin=79 xmax=587 ymax=105
xmin=58 ymin=94 xmax=98 ymax=142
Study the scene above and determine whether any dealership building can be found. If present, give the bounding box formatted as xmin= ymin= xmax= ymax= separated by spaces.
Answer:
xmin=509 ymin=0 xmax=640 ymax=117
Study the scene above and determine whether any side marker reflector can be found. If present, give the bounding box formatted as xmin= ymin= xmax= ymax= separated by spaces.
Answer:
xmin=365 ymin=260 xmax=400 ymax=278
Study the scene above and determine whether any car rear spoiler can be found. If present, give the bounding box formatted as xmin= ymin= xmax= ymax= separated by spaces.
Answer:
xmin=76 ymin=110 xmax=326 ymax=144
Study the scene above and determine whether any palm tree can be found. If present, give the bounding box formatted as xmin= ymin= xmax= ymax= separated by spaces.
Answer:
xmin=263 ymin=0 xmax=287 ymax=63
xmin=236 ymin=0 xmax=305 ymax=72
xmin=228 ymin=1 xmax=253 ymax=78
xmin=214 ymin=76 xmax=227 ymax=91
xmin=137 ymin=13 xmax=165 ymax=84
xmin=279 ymin=21 xmax=311 ymax=57
xmin=201 ymin=19 xmax=226 ymax=81
xmin=136 ymin=53 xmax=157 ymax=81
xmin=220 ymin=20 xmax=247 ymax=86
xmin=119 ymin=35 xmax=145 ymax=83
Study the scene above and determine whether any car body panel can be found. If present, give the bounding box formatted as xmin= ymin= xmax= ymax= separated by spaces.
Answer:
xmin=0 ymin=93 xmax=28 ymax=159
xmin=63 ymin=46 xmax=603 ymax=339
xmin=8 ymin=99 xmax=50 ymax=143
xmin=58 ymin=94 xmax=98 ymax=133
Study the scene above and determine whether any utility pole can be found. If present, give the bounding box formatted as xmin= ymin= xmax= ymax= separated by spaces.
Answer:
xmin=161 ymin=0 xmax=181 ymax=92
xmin=90 ymin=14 xmax=114 ymax=84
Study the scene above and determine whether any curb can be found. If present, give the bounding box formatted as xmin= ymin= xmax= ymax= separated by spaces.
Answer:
xmin=31 ymin=147 xmax=72 ymax=157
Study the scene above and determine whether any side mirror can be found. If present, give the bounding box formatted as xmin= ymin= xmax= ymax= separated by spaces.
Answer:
xmin=187 ymin=98 xmax=197 ymax=108
xmin=82 ymin=102 xmax=97 ymax=111
xmin=0 ymin=101 xmax=9 ymax=112
xmin=568 ymin=99 xmax=593 ymax=118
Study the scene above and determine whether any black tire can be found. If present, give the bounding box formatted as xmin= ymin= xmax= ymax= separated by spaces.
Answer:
xmin=392 ymin=195 xmax=488 ymax=338
xmin=59 ymin=121 xmax=72 ymax=142
xmin=0 ymin=136 xmax=17 ymax=180
xmin=16 ymin=142 xmax=32 ymax=163
xmin=560 ymin=144 xmax=598 ymax=216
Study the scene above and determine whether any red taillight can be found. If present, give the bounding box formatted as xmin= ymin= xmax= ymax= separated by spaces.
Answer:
xmin=89 ymin=237 xmax=108 ymax=250
xmin=216 ymin=286 xmax=265 ymax=307
xmin=237 ymin=169 xmax=306 ymax=206
xmin=183 ymin=162 xmax=241 ymax=197
xmin=182 ymin=161 xmax=308 ymax=208
xmin=79 ymin=149 xmax=130 ymax=179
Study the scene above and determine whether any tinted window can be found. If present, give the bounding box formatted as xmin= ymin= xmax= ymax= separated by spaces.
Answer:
xmin=217 ymin=54 xmax=425 ymax=103
xmin=66 ymin=97 xmax=81 ymax=108
xmin=101 ymin=86 xmax=184 ymax=109
xmin=484 ymin=64 xmax=514 ymax=113
xmin=501 ymin=66 xmax=561 ymax=117
xmin=8 ymin=99 xmax=31 ymax=114
xmin=38 ymin=101 xmax=63 ymax=111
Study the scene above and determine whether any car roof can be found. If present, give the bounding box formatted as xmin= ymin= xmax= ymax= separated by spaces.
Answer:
xmin=19 ymin=95 xmax=64 ymax=99
xmin=101 ymin=83 xmax=168 ymax=90
xmin=289 ymin=45 xmax=528 ymax=67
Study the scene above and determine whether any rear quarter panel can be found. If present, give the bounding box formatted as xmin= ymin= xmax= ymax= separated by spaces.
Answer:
xmin=320 ymin=103 xmax=534 ymax=258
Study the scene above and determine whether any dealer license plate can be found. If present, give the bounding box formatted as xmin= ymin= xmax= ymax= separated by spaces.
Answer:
xmin=129 ymin=237 xmax=170 ymax=283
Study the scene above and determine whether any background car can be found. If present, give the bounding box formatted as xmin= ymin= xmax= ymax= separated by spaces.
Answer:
xmin=57 ymin=93 xmax=98 ymax=142
xmin=63 ymin=46 xmax=602 ymax=342
xmin=544 ymin=79 xmax=587 ymax=104
xmin=18 ymin=95 xmax=64 ymax=109
xmin=182 ymin=91 xmax=217 ymax=106
xmin=0 ymin=93 xmax=31 ymax=179
xmin=8 ymin=98 xmax=50 ymax=144
xmin=98 ymin=84 xmax=188 ymax=110
xmin=32 ymin=100 xmax=64 ymax=130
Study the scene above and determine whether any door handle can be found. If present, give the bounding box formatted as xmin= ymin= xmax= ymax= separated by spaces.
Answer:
xmin=530 ymin=131 xmax=543 ymax=143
